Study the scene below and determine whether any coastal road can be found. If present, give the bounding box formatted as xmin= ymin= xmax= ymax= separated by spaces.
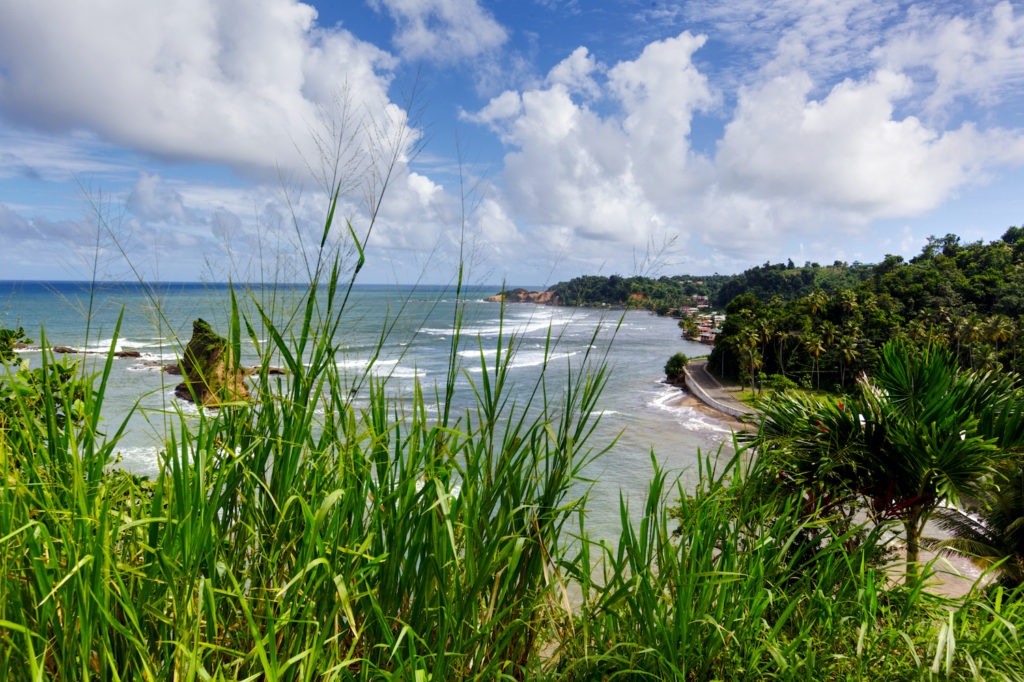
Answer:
xmin=683 ymin=358 xmax=760 ymax=420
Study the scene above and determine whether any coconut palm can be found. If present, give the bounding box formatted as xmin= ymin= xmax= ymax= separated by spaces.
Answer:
xmin=751 ymin=340 xmax=1024 ymax=582
xmin=987 ymin=314 xmax=1015 ymax=362
xmin=803 ymin=334 xmax=825 ymax=389
xmin=807 ymin=290 xmax=828 ymax=316
xmin=736 ymin=326 xmax=762 ymax=392
xmin=836 ymin=333 xmax=860 ymax=388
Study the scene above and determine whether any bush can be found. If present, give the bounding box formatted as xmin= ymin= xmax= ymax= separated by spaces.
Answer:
xmin=665 ymin=352 xmax=689 ymax=381
xmin=763 ymin=373 xmax=798 ymax=391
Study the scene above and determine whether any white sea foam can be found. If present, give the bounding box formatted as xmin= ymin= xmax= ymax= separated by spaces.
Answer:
xmin=126 ymin=363 xmax=166 ymax=373
xmin=168 ymin=391 xmax=220 ymax=417
xmin=465 ymin=349 xmax=579 ymax=372
xmin=646 ymin=383 xmax=733 ymax=435
xmin=456 ymin=347 xmax=498 ymax=359
xmin=112 ymin=446 xmax=163 ymax=474
xmin=420 ymin=308 xmax=579 ymax=338
xmin=334 ymin=356 xmax=426 ymax=380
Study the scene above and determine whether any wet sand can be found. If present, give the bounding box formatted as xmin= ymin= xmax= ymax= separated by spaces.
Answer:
xmin=670 ymin=390 xmax=755 ymax=433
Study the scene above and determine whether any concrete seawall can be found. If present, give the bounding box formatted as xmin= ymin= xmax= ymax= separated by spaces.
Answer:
xmin=682 ymin=359 xmax=758 ymax=420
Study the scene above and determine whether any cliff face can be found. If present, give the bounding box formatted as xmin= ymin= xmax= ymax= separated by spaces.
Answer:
xmin=174 ymin=319 xmax=250 ymax=406
xmin=484 ymin=288 xmax=559 ymax=305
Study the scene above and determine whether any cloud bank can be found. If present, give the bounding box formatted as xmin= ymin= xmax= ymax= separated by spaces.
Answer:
xmin=2 ymin=0 xmax=1024 ymax=282
xmin=466 ymin=1 xmax=1024 ymax=274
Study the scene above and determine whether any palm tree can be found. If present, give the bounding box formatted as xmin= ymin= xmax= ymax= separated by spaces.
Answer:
xmin=752 ymin=340 xmax=1024 ymax=583
xmin=818 ymin=321 xmax=837 ymax=349
xmin=756 ymin=317 xmax=775 ymax=371
xmin=803 ymin=334 xmax=825 ymax=389
xmin=736 ymin=327 xmax=761 ymax=393
xmin=838 ymin=290 xmax=858 ymax=314
xmin=807 ymin=290 xmax=828 ymax=316
xmin=965 ymin=314 xmax=985 ymax=368
xmin=987 ymin=314 xmax=1014 ymax=360
xmin=906 ymin=319 xmax=929 ymax=343
xmin=836 ymin=334 xmax=860 ymax=388
xmin=772 ymin=325 xmax=789 ymax=377
xmin=930 ymin=465 xmax=1024 ymax=587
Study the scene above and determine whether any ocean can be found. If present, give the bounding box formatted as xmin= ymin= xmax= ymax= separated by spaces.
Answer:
xmin=1 ymin=280 xmax=735 ymax=536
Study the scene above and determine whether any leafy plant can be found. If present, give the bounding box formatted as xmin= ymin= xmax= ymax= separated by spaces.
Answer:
xmin=931 ymin=463 xmax=1024 ymax=587
xmin=0 ymin=326 xmax=31 ymax=363
xmin=664 ymin=352 xmax=688 ymax=382
xmin=750 ymin=340 xmax=1024 ymax=582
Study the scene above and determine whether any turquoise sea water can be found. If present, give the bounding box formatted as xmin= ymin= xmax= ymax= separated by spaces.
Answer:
xmin=1 ymin=280 xmax=734 ymax=535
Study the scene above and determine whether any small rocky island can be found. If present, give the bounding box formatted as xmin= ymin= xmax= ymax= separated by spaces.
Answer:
xmin=174 ymin=318 xmax=250 ymax=406
xmin=484 ymin=288 xmax=558 ymax=304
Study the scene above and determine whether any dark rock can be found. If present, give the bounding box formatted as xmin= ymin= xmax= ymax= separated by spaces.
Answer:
xmin=174 ymin=319 xmax=250 ymax=406
xmin=51 ymin=346 xmax=78 ymax=354
xmin=246 ymin=365 xmax=288 ymax=376
xmin=114 ymin=350 xmax=142 ymax=358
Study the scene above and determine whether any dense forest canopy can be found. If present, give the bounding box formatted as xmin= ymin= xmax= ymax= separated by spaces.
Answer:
xmin=709 ymin=228 xmax=1024 ymax=390
xmin=549 ymin=260 xmax=875 ymax=312
xmin=711 ymin=260 xmax=874 ymax=308
xmin=548 ymin=274 xmax=733 ymax=313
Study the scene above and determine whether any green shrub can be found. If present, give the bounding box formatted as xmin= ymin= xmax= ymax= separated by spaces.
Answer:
xmin=665 ymin=352 xmax=689 ymax=381
xmin=763 ymin=372 xmax=798 ymax=391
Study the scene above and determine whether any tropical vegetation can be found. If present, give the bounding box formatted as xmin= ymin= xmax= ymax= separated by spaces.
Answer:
xmin=931 ymin=461 xmax=1024 ymax=587
xmin=710 ymin=230 xmax=1024 ymax=391
xmin=549 ymin=273 xmax=731 ymax=313
xmin=664 ymin=352 xmax=689 ymax=382
xmin=749 ymin=340 xmax=1024 ymax=582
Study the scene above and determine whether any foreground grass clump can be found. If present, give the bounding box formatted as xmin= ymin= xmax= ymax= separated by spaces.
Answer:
xmin=0 ymin=236 xmax=608 ymax=679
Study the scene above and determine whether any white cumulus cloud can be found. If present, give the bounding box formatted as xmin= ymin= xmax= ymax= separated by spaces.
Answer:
xmin=368 ymin=0 xmax=508 ymax=61
xmin=468 ymin=9 xmax=1024 ymax=273
xmin=0 ymin=0 xmax=403 ymax=180
xmin=879 ymin=1 xmax=1024 ymax=116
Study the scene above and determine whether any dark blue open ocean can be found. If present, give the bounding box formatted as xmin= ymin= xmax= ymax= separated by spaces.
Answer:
xmin=1 ymin=280 xmax=734 ymax=536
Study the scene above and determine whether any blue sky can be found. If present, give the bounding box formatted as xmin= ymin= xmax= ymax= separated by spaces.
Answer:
xmin=1 ymin=0 xmax=1023 ymax=285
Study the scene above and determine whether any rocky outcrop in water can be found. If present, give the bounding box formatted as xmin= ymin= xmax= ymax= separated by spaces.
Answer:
xmin=174 ymin=319 xmax=250 ymax=406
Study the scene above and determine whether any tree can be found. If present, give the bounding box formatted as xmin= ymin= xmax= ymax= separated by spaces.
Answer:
xmin=836 ymin=334 xmax=860 ymax=388
xmin=803 ymin=334 xmax=825 ymax=389
xmin=664 ymin=353 xmax=689 ymax=382
xmin=736 ymin=327 xmax=762 ymax=392
xmin=751 ymin=340 xmax=1024 ymax=583
xmin=678 ymin=317 xmax=699 ymax=339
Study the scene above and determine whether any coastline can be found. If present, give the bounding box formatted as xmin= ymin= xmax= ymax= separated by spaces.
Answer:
xmin=667 ymin=386 xmax=754 ymax=433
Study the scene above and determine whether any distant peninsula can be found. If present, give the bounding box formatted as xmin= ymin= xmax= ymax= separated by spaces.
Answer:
xmin=486 ymin=265 xmax=876 ymax=316
xmin=484 ymin=288 xmax=558 ymax=304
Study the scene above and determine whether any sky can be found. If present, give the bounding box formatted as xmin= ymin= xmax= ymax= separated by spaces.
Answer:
xmin=1 ymin=0 xmax=1024 ymax=286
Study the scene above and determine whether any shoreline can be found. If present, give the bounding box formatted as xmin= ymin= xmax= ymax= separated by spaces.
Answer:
xmin=667 ymin=386 xmax=754 ymax=433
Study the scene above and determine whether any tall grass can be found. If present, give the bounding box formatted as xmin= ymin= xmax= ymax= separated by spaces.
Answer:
xmin=0 ymin=200 xmax=607 ymax=679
